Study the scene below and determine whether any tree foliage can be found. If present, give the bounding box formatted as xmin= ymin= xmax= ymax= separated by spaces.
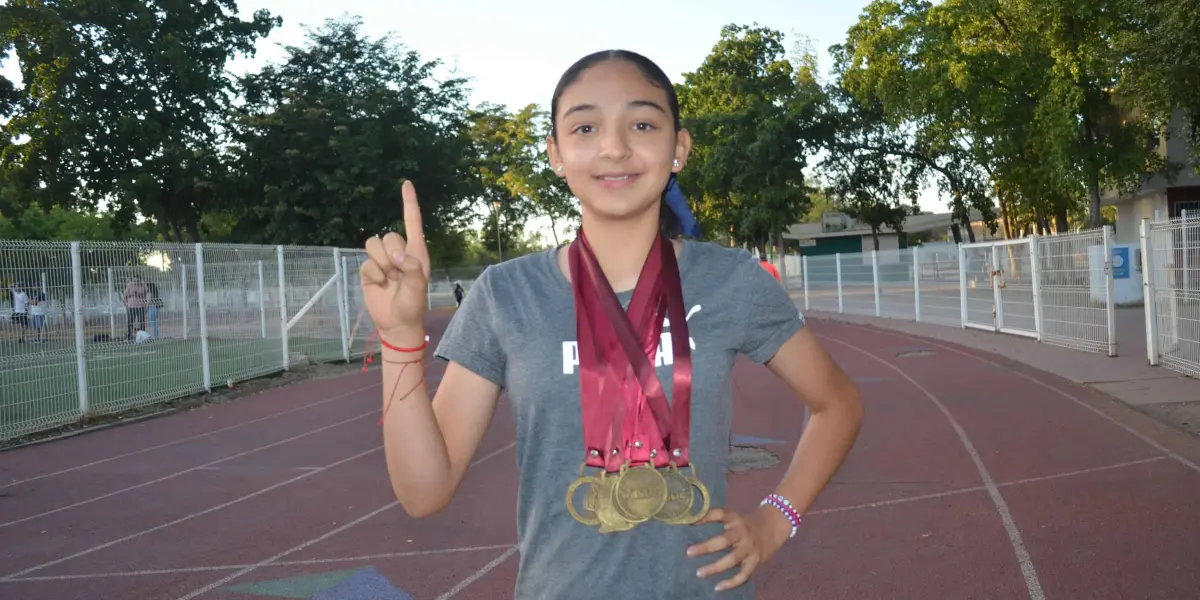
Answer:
xmin=1 ymin=4 xmax=1198 ymax=255
xmin=219 ymin=16 xmax=474 ymax=250
xmin=0 ymin=0 xmax=278 ymax=240
xmin=835 ymin=0 xmax=1171 ymax=234
xmin=676 ymin=24 xmax=827 ymax=254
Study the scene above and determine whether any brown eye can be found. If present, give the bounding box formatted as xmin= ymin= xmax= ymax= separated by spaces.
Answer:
xmin=572 ymin=124 xmax=594 ymax=134
xmin=634 ymin=122 xmax=655 ymax=131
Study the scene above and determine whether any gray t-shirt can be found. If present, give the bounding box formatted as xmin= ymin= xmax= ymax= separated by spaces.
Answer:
xmin=435 ymin=239 xmax=805 ymax=600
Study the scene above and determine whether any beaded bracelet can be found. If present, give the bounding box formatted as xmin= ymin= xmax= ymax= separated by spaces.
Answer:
xmin=760 ymin=493 xmax=802 ymax=539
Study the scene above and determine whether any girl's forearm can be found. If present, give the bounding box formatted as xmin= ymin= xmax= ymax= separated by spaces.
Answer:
xmin=769 ymin=398 xmax=864 ymax=519
xmin=378 ymin=350 xmax=453 ymax=517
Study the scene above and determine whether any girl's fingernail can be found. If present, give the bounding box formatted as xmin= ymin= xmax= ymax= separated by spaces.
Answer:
xmin=392 ymin=251 xmax=405 ymax=264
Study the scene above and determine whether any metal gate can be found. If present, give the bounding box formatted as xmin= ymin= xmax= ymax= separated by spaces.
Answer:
xmin=1143 ymin=216 xmax=1200 ymax=377
xmin=958 ymin=238 xmax=1042 ymax=339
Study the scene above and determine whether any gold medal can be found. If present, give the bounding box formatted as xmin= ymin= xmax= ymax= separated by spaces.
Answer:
xmin=565 ymin=469 xmax=601 ymax=526
xmin=667 ymin=464 xmax=712 ymax=525
xmin=594 ymin=472 xmax=636 ymax=533
xmin=653 ymin=464 xmax=695 ymax=524
xmin=612 ymin=462 xmax=669 ymax=523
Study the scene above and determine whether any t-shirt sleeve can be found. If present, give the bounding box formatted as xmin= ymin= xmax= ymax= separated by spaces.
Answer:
xmin=433 ymin=268 xmax=507 ymax=388
xmin=737 ymin=254 xmax=806 ymax=364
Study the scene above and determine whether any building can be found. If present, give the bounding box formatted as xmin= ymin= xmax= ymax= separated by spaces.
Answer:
xmin=782 ymin=208 xmax=998 ymax=259
xmin=1103 ymin=110 xmax=1200 ymax=245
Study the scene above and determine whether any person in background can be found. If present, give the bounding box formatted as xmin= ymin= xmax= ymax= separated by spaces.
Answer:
xmin=146 ymin=280 xmax=162 ymax=340
xmin=453 ymin=282 xmax=465 ymax=307
xmin=759 ymin=253 xmax=781 ymax=283
xmin=28 ymin=284 xmax=46 ymax=343
xmin=122 ymin=275 xmax=148 ymax=340
xmin=9 ymin=281 xmax=28 ymax=343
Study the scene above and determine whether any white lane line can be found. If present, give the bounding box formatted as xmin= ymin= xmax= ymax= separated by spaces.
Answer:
xmin=821 ymin=334 xmax=1046 ymax=600
xmin=0 ymin=381 xmax=380 ymax=490
xmin=435 ymin=546 xmax=520 ymax=600
xmin=0 ymin=545 xmax=514 ymax=583
xmin=833 ymin=321 xmax=1200 ymax=475
xmin=171 ymin=441 xmax=517 ymax=600
xmin=0 ymin=410 xmax=377 ymax=528
xmin=0 ymin=446 xmax=382 ymax=581
xmin=808 ymin=456 xmax=1168 ymax=516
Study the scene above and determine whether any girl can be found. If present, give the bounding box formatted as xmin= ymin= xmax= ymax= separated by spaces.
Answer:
xmin=360 ymin=50 xmax=863 ymax=599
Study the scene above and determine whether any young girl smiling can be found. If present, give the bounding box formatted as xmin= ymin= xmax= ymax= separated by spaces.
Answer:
xmin=360 ymin=49 xmax=863 ymax=599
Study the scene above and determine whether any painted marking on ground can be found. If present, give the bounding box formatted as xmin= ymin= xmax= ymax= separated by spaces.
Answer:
xmin=730 ymin=434 xmax=788 ymax=446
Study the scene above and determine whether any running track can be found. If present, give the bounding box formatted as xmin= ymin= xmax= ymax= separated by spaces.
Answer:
xmin=2 ymin=313 xmax=1200 ymax=599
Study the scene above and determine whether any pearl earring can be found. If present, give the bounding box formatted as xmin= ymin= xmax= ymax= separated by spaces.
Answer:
xmin=673 ymin=159 xmax=680 ymax=168
xmin=556 ymin=165 xmax=563 ymax=173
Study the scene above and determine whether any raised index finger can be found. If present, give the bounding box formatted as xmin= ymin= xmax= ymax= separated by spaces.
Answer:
xmin=401 ymin=180 xmax=426 ymax=254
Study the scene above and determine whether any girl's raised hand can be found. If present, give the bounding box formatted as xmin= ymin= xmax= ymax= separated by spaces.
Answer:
xmin=361 ymin=180 xmax=431 ymax=345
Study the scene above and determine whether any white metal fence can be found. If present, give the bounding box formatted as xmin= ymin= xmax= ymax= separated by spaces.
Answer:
xmin=787 ymin=226 xmax=1118 ymax=357
xmin=1142 ymin=216 xmax=1200 ymax=378
xmin=0 ymin=228 xmax=1123 ymax=441
xmin=0 ymin=239 xmax=480 ymax=441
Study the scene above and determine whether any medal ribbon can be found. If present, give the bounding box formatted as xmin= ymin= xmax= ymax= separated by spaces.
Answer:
xmin=570 ymin=242 xmax=626 ymax=472
xmin=571 ymin=230 xmax=693 ymax=471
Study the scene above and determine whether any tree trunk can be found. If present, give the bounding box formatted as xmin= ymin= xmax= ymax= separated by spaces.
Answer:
xmin=999 ymin=191 xmax=1013 ymax=239
xmin=961 ymin=214 xmax=976 ymax=243
xmin=775 ymin=230 xmax=787 ymax=280
xmin=1086 ymin=171 xmax=1103 ymax=230
xmin=1054 ymin=202 xmax=1070 ymax=233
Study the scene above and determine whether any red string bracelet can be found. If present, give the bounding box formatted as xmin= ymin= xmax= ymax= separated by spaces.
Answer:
xmin=378 ymin=335 xmax=429 ymax=353
xmin=359 ymin=328 xmax=430 ymax=425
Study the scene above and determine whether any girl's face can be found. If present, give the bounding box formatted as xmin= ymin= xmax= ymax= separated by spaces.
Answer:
xmin=547 ymin=60 xmax=691 ymax=224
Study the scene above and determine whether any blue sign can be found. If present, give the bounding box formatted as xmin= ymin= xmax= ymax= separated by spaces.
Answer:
xmin=1112 ymin=247 xmax=1130 ymax=279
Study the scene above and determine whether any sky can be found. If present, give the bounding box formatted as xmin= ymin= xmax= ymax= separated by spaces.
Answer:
xmin=2 ymin=0 xmax=950 ymax=243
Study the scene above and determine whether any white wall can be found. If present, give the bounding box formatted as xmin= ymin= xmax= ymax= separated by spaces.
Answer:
xmin=1115 ymin=192 xmax=1168 ymax=244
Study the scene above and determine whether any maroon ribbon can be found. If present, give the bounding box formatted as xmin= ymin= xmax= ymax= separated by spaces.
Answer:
xmin=570 ymin=230 xmax=693 ymax=472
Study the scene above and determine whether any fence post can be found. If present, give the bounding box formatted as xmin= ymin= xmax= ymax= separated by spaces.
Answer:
xmin=194 ymin=243 xmax=212 ymax=392
xmin=871 ymin=250 xmax=881 ymax=317
xmin=1140 ymin=219 xmax=1159 ymax=366
xmin=70 ymin=242 xmax=90 ymax=416
xmin=1184 ymin=210 xmax=1190 ymax=291
xmin=913 ymin=246 xmax=921 ymax=322
xmin=257 ymin=260 xmax=266 ymax=339
xmin=958 ymin=244 xmax=968 ymax=328
xmin=836 ymin=253 xmax=844 ymax=313
xmin=1102 ymin=226 xmax=1117 ymax=356
xmin=342 ymin=255 xmax=351 ymax=351
xmin=802 ymin=255 xmax=810 ymax=311
xmin=106 ymin=267 xmax=116 ymax=339
xmin=181 ymin=264 xmax=189 ymax=340
xmin=277 ymin=245 xmax=290 ymax=371
xmin=991 ymin=245 xmax=1005 ymax=332
xmin=334 ymin=248 xmax=350 ymax=362
xmin=1030 ymin=236 xmax=1044 ymax=341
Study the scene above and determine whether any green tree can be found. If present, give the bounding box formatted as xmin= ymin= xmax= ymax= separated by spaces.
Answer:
xmin=1113 ymin=0 xmax=1200 ymax=155
xmin=835 ymin=0 xmax=1166 ymax=232
xmin=220 ymin=16 xmax=474 ymax=248
xmin=465 ymin=102 xmax=542 ymax=257
xmin=0 ymin=0 xmax=278 ymax=240
xmin=822 ymin=90 xmax=922 ymax=249
xmin=676 ymin=24 xmax=828 ymax=255
xmin=0 ymin=204 xmax=157 ymax=241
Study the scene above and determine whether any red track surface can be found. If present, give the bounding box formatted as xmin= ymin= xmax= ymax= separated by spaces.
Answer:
xmin=2 ymin=314 xmax=1200 ymax=600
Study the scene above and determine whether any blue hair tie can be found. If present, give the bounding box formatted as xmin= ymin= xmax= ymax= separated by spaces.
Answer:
xmin=663 ymin=175 xmax=701 ymax=238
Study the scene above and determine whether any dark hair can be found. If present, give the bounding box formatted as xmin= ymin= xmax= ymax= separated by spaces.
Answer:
xmin=549 ymin=50 xmax=683 ymax=238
